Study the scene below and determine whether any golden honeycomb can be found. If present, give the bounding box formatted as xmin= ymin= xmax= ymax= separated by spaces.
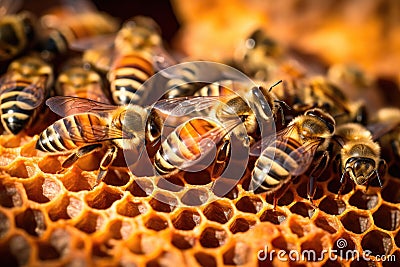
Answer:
xmin=1 ymin=1 xmax=400 ymax=267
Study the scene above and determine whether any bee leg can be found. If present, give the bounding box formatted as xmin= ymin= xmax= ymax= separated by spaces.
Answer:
xmin=61 ymin=144 xmax=103 ymax=171
xmin=376 ymin=159 xmax=387 ymax=187
xmin=307 ymin=151 xmax=329 ymax=205
xmin=273 ymin=100 xmax=291 ymax=125
xmin=337 ymin=172 xmax=348 ymax=199
xmin=96 ymin=145 xmax=118 ymax=185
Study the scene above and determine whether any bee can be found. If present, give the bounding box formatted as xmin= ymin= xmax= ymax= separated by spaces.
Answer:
xmin=333 ymin=123 xmax=386 ymax=194
xmin=0 ymin=55 xmax=53 ymax=134
xmin=39 ymin=1 xmax=119 ymax=57
xmin=0 ymin=0 xmax=37 ymax=61
xmin=250 ymin=108 xmax=335 ymax=206
xmin=56 ymin=59 xmax=110 ymax=103
xmin=35 ymin=95 xmax=223 ymax=184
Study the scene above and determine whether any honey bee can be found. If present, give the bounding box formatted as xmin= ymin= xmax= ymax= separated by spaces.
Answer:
xmin=333 ymin=123 xmax=386 ymax=194
xmin=35 ymin=95 xmax=223 ymax=184
xmin=250 ymin=108 xmax=335 ymax=206
xmin=0 ymin=1 xmax=37 ymax=61
xmin=56 ymin=59 xmax=110 ymax=103
xmin=0 ymin=55 xmax=53 ymax=134
xmin=39 ymin=1 xmax=119 ymax=57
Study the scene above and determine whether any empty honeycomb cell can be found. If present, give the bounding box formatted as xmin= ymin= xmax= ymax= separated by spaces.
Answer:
xmin=171 ymin=233 xmax=195 ymax=250
xmin=382 ymin=250 xmax=400 ymax=267
xmin=327 ymin=178 xmax=353 ymax=195
xmin=0 ymin=234 xmax=31 ymax=266
xmin=203 ymin=200 xmax=234 ymax=224
xmin=314 ymin=215 xmax=339 ymax=234
xmin=0 ymin=151 xmax=17 ymax=166
xmin=296 ymin=182 xmax=324 ymax=200
xmin=395 ymin=231 xmax=400 ymax=247
xmin=381 ymin=179 xmax=400 ymax=203
xmin=60 ymin=169 xmax=95 ymax=192
xmin=361 ymin=230 xmax=393 ymax=256
xmin=194 ymin=252 xmax=217 ymax=267
xmin=199 ymin=226 xmax=228 ymax=248
xmin=49 ymin=228 xmax=72 ymax=257
xmin=0 ymin=181 xmax=23 ymax=208
xmin=373 ymin=204 xmax=400 ymax=231
xmin=181 ymin=188 xmax=209 ymax=206
xmin=74 ymin=211 xmax=105 ymax=234
xmin=229 ymin=217 xmax=256 ymax=234
xmin=211 ymin=177 xmax=240 ymax=199
xmin=149 ymin=192 xmax=178 ymax=213
xmin=289 ymin=202 xmax=316 ymax=218
xmin=144 ymin=215 xmax=168 ymax=231
xmin=259 ymin=209 xmax=287 ymax=225
xmin=116 ymin=198 xmax=147 ymax=218
xmin=332 ymin=235 xmax=357 ymax=260
xmin=171 ymin=209 xmax=201 ymax=230
xmin=264 ymin=189 xmax=295 ymax=206
xmin=85 ymin=186 xmax=122 ymax=209
xmin=126 ymin=178 xmax=154 ymax=197
xmin=102 ymin=168 xmax=130 ymax=186
xmin=157 ymin=176 xmax=185 ymax=192
xmin=23 ymin=176 xmax=60 ymax=204
xmin=15 ymin=208 xmax=47 ymax=236
xmin=126 ymin=232 xmax=161 ymax=255
xmin=92 ymin=241 xmax=113 ymax=258
xmin=0 ymin=210 xmax=10 ymax=238
xmin=235 ymin=195 xmax=263 ymax=214
xmin=348 ymin=190 xmax=379 ymax=210
xmin=37 ymin=242 xmax=61 ymax=260
xmin=37 ymin=156 xmax=62 ymax=174
xmin=341 ymin=211 xmax=372 ymax=234
xmin=318 ymin=196 xmax=346 ymax=215
xmin=183 ymin=169 xmax=212 ymax=185
xmin=271 ymin=236 xmax=289 ymax=251
xmin=223 ymin=242 xmax=250 ymax=265
xmin=48 ymin=195 xmax=83 ymax=221
xmin=300 ymin=235 xmax=325 ymax=262
xmin=6 ymin=160 xmax=36 ymax=178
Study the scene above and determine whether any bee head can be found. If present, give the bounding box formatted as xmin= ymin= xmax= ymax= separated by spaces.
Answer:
xmin=345 ymin=157 xmax=376 ymax=185
xmin=304 ymin=108 xmax=335 ymax=135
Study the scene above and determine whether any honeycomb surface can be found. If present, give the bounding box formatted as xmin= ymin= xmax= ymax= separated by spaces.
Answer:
xmin=0 ymin=132 xmax=399 ymax=267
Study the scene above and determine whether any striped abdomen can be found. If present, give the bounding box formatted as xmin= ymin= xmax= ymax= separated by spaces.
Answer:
xmin=36 ymin=113 xmax=106 ymax=153
xmin=0 ymin=80 xmax=43 ymax=134
xmin=251 ymin=138 xmax=308 ymax=193
xmin=154 ymin=118 xmax=223 ymax=175
xmin=108 ymin=53 xmax=154 ymax=105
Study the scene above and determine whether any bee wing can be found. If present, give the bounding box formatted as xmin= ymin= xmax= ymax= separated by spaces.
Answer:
xmin=0 ymin=0 xmax=22 ymax=15
xmin=284 ymin=140 xmax=321 ymax=176
xmin=57 ymin=123 xmax=124 ymax=144
xmin=249 ymin=125 xmax=296 ymax=156
xmin=70 ymin=33 xmax=116 ymax=52
xmin=153 ymin=96 xmax=231 ymax=117
xmin=58 ymin=0 xmax=98 ymax=14
xmin=46 ymin=96 xmax=117 ymax=117
xmin=15 ymin=80 xmax=46 ymax=109
xmin=152 ymin=47 xmax=177 ymax=71
xmin=368 ymin=121 xmax=400 ymax=141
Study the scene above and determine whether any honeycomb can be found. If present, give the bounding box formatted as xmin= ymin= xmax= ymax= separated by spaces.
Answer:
xmin=1 ymin=1 xmax=400 ymax=267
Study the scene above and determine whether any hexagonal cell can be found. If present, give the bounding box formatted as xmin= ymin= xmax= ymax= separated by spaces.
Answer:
xmin=157 ymin=176 xmax=185 ymax=192
xmin=0 ymin=151 xmax=17 ymax=167
xmin=229 ymin=217 xmax=256 ymax=234
xmin=327 ymin=178 xmax=353 ymax=195
xmin=92 ymin=240 xmax=113 ymax=258
xmin=15 ymin=208 xmax=47 ymax=236
xmin=0 ymin=234 xmax=31 ymax=266
xmin=171 ymin=209 xmax=201 ymax=230
xmin=37 ymin=155 xmax=62 ymax=174
xmin=271 ymin=236 xmax=289 ymax=251
xmin=116 ymin=199 xmax=147 ymax=218
xmin=74 ymin=211 xmax=104 ymax=234
xmin=395 ymin=231 xmax=400 ymax=247
xmin=49 ymin=228 xmax=72 ymax=257
xmin=5 ymin=159 xmax=37 ymax=179
xmin=23 ymin=176 xmax=61 ymax=204
xmin=171 ymin=233 xmax=195 ymax=250
xmin=0 ymin=210 xmax=10 ymax=238
xmin=211 ymin=177 xmax=239 ymax=199
xmin=48 ymin=195 xmax=83 ymax=221
xmin=300 ymin=234 xmax=325 ymax=262
xmin=289 ymin=202 xmax=316 ymax=218
xmin=361 ymin=230 xmax=393 ymax=256
xmin=125 ymin=178 xmax=154 ymax=197
xmin=0 ymin=181 xmax=23 ymax=208
xmin=181 ymin=188 xmax=209 ymax=206
xmin=183 ymin=170 xmax=212 ymax=185
xmin=38 ymin=242 xmax=61 ymax=261
xmin=102 ymin=168 xmax=130 ymax=186
xmin=223 ymin=242 xmax=250 ymax=265
xmin=381 ymin=180 xmax=400 ymax=204
xmin=144 ymin=215 xmax=168 ymax=231
xmin=341 ymin=211 xmax=372 ymax=234
xmin=348 ymin=190 xmax=379 ymax=210
xmin=126 ymin=232 xmax=161 ymax=255
xmin=382 ymin=250 xmax=400 ymax=267
xmin=314 ymin=215 xmax=339 ymax=234
xmin=194 ymin=252 xmax=217 ymax=267
xmin=265 ymin=189 xmax=295 ymax=206
xmin=199 ymin=226 xmax=228 ymax=248
xmin=296 ymin=182 xmax=323 ymax=200
xmin=85 ymin=186 xmax=122 ymax=209
xmin=235 ymin=195 xmax=263 ymax=214
xmin=318 ymin=196 xmax=346 ymax=215
xmin=259 ymin=209 xmax=287 ymax=225
xmin=373 ymin=204 xmax=400 ymax=231
xmin=59 ymin=169 xmax=95 ymax=192
xmin=203 ymin=200 xmax=234 ymax=224
xmin=149 ymin=192 xmax=178 ymax=213
xmin=332 ymin=235 xmax=357 ymax=260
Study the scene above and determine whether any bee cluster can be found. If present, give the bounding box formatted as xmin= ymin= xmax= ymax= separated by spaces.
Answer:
xmin=0 ymin=1 xmax=400 ymax=266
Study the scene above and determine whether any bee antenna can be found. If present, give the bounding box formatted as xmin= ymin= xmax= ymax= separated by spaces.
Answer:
xmin=268 ymin=80 xmax=282 ymax=92
xmin=374 ymin=170 xmax=383 ymax=187
xmin=333 ymin=112 xmax=347 ymax=119
xmin=340 ymin=171 xmax=346 ymax=183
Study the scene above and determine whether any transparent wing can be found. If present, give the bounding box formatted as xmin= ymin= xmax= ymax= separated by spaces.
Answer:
xmin=152 ymin=46 xmax=177 ymax=71
xmin=70 ymin=33 xmax=116 ymax=52
xmin=46 ymin=96 xmax=117 ymax=117
xmin=249 ymin=125 xmax=296 ymax=156
xmin=283 ymin=140 xmax=321 ymax=176
xmin=368 ymin=121 xmax=400 ymax=141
